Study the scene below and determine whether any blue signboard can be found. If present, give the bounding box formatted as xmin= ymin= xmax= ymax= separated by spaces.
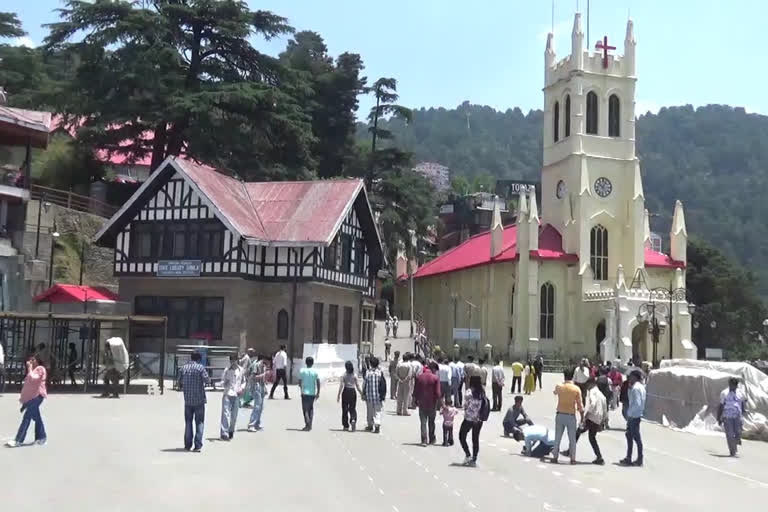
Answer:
xmin=157 ymin=260 xmax=202 ymax=277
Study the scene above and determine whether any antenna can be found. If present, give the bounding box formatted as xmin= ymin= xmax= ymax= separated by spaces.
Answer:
xmin=551 ymin=0 xmax=555 ymax=33
xmin=587 ymin=0 xmax=590 ymax=48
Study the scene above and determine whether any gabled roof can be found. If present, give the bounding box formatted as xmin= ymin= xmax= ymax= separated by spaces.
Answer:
xmin=94 ymin=157 xmax=383 ymax=256
xmin=33 ymin=284 xmax=120 ymax=304
xmin=411 ymin=223 xmax=683 ymax=280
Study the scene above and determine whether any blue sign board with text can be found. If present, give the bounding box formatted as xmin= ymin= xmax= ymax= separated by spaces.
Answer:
xmin=157 ymin=260 xmax=202 ymax=277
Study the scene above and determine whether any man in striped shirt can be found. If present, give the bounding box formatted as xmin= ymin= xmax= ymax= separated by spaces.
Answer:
xmin=363 ymin=357 xmax=385 ymax=433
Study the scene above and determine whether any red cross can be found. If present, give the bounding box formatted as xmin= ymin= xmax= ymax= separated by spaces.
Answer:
xmin=595 ymin=36 xmax=616 ymax=69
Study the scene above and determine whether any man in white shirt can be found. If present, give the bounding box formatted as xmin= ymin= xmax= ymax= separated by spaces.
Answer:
xmin=573 ymin=358 xmax=591 ymax=403
xmin=409 ymin=356 xmax=423 ymax=409
xmin=269 ymin=345 xmax=290 ymax=400
xmin=491 ymin=359 xmax=505 ymax=411
xmin=438 ymin=359 xmax=452 ymax=405
xmin=563 ymin=378 xmax=607 ymax=465
xmin=220 ymin=355 xmax=245 ymax=440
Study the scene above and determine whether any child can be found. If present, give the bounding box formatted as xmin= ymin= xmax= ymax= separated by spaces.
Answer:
xmin=440 ymin=400 xmax=459 ymax=446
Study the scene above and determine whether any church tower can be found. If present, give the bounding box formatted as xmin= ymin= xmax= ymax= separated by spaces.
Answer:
xmin=541 ymin=14 xmax=645 ymax=288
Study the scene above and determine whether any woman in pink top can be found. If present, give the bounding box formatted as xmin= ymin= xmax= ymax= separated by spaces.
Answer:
xmin=6 ymin=354 xmax=48 ymax=447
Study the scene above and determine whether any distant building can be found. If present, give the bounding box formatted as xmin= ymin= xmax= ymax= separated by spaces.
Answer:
xmin=438 ymin=192 xmax=513 ymax=252
xmin=413 ymin=162 xmax=450 ymax=192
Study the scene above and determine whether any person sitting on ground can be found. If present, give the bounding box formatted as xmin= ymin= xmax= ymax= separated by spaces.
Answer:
xmin=503 ymin=395 xmax=533 ymax=436
xmin=513 ymin=424 xmax=555 ymax=458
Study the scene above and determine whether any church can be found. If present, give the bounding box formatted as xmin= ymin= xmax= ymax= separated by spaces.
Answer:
xmin=402 ymin=14 xmax=695 ymax=364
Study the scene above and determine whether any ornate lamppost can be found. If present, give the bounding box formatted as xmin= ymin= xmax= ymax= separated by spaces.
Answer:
xmin=636 ymin=285 xmax=694 ymax=366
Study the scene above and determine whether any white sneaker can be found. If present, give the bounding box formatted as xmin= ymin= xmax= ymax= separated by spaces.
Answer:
xmin=5 ymin=440 xmax=18 ymax=448
xmin=247 ymin=426 xmax=256 ymax=432
xmin=462 ymin=456 xmax=473 ymax=466
xmin=35 ymin=439 xmax=47 ymax=446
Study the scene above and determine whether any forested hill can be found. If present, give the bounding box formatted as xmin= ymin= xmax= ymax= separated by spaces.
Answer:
xmin=361 ymin=103 xmax=768 ymax=294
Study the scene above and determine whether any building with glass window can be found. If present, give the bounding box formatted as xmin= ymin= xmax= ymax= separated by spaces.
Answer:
xmin=400 ymin=15 xmax=695 ymax=363
xmin=95 ymin=157 xmax=383 ymax=357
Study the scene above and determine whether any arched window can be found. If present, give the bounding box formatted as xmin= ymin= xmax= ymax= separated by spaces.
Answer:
xmin=553 ymin=101 xmax=560 ymax=142
xmin=608 ymin=94 xmax=620 ymax=137
xmin=564 ymin=95 xmax=571 ymax=137
xmin=277 ymin=309 xmax=289 ymax=339
xmin=586 ymin=91 xmax=598 ymax=134
xmin=540 ymin=282 xmax=555 ymax=339
xmin=590 ymin=224 xmax=609 ymax=281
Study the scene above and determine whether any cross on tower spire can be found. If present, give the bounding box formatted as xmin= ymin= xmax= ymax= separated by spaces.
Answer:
xmin=595 ymin=35 xmax=616 ymax=69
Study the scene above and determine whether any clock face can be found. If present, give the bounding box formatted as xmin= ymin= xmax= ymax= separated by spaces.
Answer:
xmin=556 ymin=180 xmax=567 ymax=199
xmin=594 ymin=177 xmax=613 ymax=198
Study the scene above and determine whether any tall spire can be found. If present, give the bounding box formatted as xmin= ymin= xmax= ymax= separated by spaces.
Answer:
xmin=517 ymin=188 xmax=529 ymax=219
xmin=670 ymin=200 xmax=688 ymax=264
xmin=545 ymin=32 xmax=556 ymax=68
xmin=490 ymin=199 xmax=504 ymax=258
xmin=571 ymin=12 xmax=584 ymax=70
xmin=643 ymin=209 xmax=651 ymax=247
xmin=528 ymin=189 xmax=539 ymax=250
xmin=671 ymin=200 xmax=687 ymax=237
xmin=624 ymin=18 xmax=636 ymax=76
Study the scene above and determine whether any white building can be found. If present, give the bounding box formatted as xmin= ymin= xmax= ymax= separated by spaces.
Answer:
xmin=404 ymin=14 xmax=695 ymax=364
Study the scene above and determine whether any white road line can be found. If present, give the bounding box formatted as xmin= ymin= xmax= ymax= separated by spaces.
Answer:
xmin=568 ymin=479 xmax=581 ymax=485
xmin=587 ymin=488 xmax=601 ymax=494
xmin=499 ymin=447 xmax=509 ymax=453
xmin=537 ymin=464 xmax=546 ymax=469
xmin=414 ymin=460 xmax=422 ymax=467
xmin=488 ymin=471 xmax=495 ymax=476
xmin=634 ymin=509 xmax=649 ymax=512
xmin=379 ymin=489 xmax=385 ymax=496
xmin=453 ymin=490 xmax=462 ymax=497
xmin=351 ymin=456 xmax=357 ymax=462
xmin=501 ymin=477 xmax=509 ymax=483
xmin=424 ymin=467 xmax=430 ymax=473
xmin=487 ymin=443 xmax=497 ymax=447
xmin=610 ymin=497 xmax=625 ymax=504
xmin=443 ymin=482 xmax=449 ymax=488
xmin=522 ymin=457 xmax=531 ymax=462
xmin=359 ymin=465 xmax=365 ymax=471
xmin=513 ymin=484 xmax=522 ymax=491
xmin=526 ymin=492 xmax=535 ymax=499
xmin=468 ymin=501 xmax=477 ymax=509
xmin=392 ymin=506 xmax=399 ymax=512
xmin=552 ymin=471 xmax=562 ymax=477
xmin=368 ymin=475 xmax=374 ymax=482
xmin=433 ymin=474 xmax=439 ymax=480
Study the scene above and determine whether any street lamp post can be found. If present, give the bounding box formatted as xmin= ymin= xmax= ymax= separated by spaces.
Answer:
xmin=34 ymin=195 xmax=51 ymax=259
xmin=636 ymin=300 xmax=667 ymax=367
xmin=637 ymin=285 xmax=693 ymax=366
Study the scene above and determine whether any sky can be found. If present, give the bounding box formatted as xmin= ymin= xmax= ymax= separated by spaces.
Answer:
xmin=10 ymin=0 xmax=768 ymax=117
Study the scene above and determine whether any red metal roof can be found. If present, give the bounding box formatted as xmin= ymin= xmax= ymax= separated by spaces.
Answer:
xmin=33 ymin=284 xmax=120 ymax=304
xmin=411 ymin=224 xmax=683 ymax=279
xmin=177 ymin=158 xmax=363 ymax=244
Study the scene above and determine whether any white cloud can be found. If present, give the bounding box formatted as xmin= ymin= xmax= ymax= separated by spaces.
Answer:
xmin=11 ymin=36 xmax=35 ymax=48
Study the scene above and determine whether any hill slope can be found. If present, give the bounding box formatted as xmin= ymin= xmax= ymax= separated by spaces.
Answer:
xmin=363 ymin=103 xmax=768 ymax=293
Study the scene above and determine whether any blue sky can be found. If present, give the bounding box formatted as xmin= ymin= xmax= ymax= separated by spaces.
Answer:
xmin=10 ymin=0 xmax=768 ymax=117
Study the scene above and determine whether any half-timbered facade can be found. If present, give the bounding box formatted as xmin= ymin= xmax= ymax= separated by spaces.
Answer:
xmin=95 ymin=157 xmax=383 ymax=355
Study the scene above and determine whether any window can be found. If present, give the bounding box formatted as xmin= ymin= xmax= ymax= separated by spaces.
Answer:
xmin=590 ymin=224 xmax=609 ymax=281
xmin=565 ymin=95 xmax=571 ymax=137
xmin=553 ymin=101 xmax=560 ymax=142
xmin=361 ymin=307 xmax=373 ymax=343
xmin=340 ymin=234 xmax=352 ymax=273
xmin=539 ymin=283 xmax=555 ymax=339
xmin=324 ymin=236 xmax=338 ymax=270
xmin=586 ymin=91 xmax=598 ymax=135
xmin=510 ymin=286 xmax=515 ymax=317
xmin=343 ymin=306 xmax=353 ymax=344
xmin=608 ymin=94 xmax=620 ymax=137
xmin=134 ymin=296 xmax=224 ymax=339
xmin=129 ymin=221 xmax=223 ymax=260
xmin=354 ymin=239 xmax=366 ymax=275
xmin=277 ymin=309 xmax=289 ymax=340
xmin=328 ymin=304 xmax=339 ymax=343
xmin=313 ymin=302 xmax=324 ymax=342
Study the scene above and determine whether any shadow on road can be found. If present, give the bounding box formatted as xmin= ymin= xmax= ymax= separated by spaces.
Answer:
xmin=160 ymin=448 xmax=189 ymax=453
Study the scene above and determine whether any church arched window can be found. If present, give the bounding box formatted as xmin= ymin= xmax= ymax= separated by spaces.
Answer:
xmin=540 ymin=282 xmax=555 ymax=339
xmin=564 ymin=95 xmax=571 ymax=137
xmin=608 ymin=94 xmax=620 ymax=137
xmin=586 ymin=91 xmax=598 ymax=134
xmin=553 ymin=101 xmax=560 ymax=142
xmin=590 ymin=224 xmax=609 ymax=281
xmin=277 ymin=309 xmax=289 ymax=339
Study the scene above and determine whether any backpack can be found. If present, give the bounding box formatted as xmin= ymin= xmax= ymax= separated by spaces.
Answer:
xmin=479 ymin=393 xmax=491 ymax=421
xmin=378 ymin=372 xmax=387 ymax=401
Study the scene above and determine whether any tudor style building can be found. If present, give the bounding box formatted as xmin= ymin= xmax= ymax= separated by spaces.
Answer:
xmin=95 ymin=156 xmax=383 ymax=356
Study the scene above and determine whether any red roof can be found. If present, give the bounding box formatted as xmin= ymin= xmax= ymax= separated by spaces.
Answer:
xmin=411 ymin=224 xmax=683 ymax=279
xmin=33 ymin=285 xmax=120 ymax=304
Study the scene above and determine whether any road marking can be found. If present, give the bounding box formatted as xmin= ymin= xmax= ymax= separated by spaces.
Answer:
xmin=522 ymin=457 xmax=531 ymax=463
xmin=378 ymin=489 xmax=385 ymax=496
xmin=414 ymin=460 xmax=422 ymax=467
xmin=537 ymin=464 xmax=546 ymax=469
xmin=634 ymin=509 xmax=649 ymax=512
xmin=487 ymin=443 xmax=497 ymax=447
xmin=351 ymin=456 xmax=357 ymax=462
xmin=501 ymin=477 xmax=509 ymax=483
xmin=359 ymin=465 xmax=365 ymax=471
xmin=499 ymin=447 xmax=509 ymax=453
xmin=454 ymin=490 xmax=462 ymax=497
xmin=368 ymin=475 xmax=374 ymax=482
xmin=443 ymin=482 xmax=449 ymax=488
xmin=513 ymin=484 xmax=522 ymax=491
xmin=468 ymin=501 xmax=477 ymax=509
xmin=568 ymin=479 xmax=581 ymax=485
xmin=488 ymin=471 xmax=495 ymax=476
xmin=424 ymin=467 xmax=430 ymax=473
xmin=526 ymin=492 xmax=535 ymax=499
xmin=587 ymin=488 xmax=601 ymax=494
xmin=433 ymin=474 xmax=439 ymax=480
xmin=552 ymin=471 xmax=562 ymax=477
xmin=610 ymin=497 xmax=625 ymax=504
xmin=392 ymin=507 xmax=399 ymax=512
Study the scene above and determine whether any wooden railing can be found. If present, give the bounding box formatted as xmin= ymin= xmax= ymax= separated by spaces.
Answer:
xmin=30 ymin=184 xmax=118 ymax=219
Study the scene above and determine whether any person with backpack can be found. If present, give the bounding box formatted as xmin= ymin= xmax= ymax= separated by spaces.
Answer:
xmin=362 ymin=356 xmax=386 ymax=433
xmin=458 ymin=375 xmax=489 ymax=466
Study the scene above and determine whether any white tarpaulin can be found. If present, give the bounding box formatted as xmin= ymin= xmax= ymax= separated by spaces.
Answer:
xmin=301 ymin=343 xmax=358 ymax=381
xmin=645 ymin=359 xmax=768 ymax=440
xmin=106 ymin=337 xmax=129 ymax=373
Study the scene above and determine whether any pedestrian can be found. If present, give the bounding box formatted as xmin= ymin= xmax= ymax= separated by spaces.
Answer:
xmin=573 ymin=359 xmax=591 ymax=404
xmin=385 ymin=316 xmax=391 ymax=339
xmin=67 ymin=342 xmax=78 ymax=386
xmin=6 ymin=354 xmax=47 ymax=448
xmin=440 ymin=400 xmax=459 ymax=446
xmin=551 ymin=367 xmax=583 ymax=465
xmin=452 ymin=355 xmax=465 ymax=407
xmin=220 ymin=354 xmax=244 ymax=440
xmin=298 ymin=356 xmax=321 ymax=431
xmin=458 ymin=375 xmax=489 ymax=466
xmin=270 ymin=344 xmax=290 ymax=400
xmin=491 ymin=358 xmax=505 ymax=411
xmin=409 ymin=355 xmax=423 ymax=409
xmin=362 ymin=356 xmax=385 ymax=433
xmin=524 ymin=360 xmax=536 ymax=395
xmin=533 ymin=356 xmax=544 ymax=390
xmin=101 ymin=340 xmax=121 ymax=398
xmin=619 ymin=369 xmax=646 ymax=467
xmin=510 ymin=360 xmax=523 ymax=393
xmin=392 ymin=316 xmax=399 ymax=338
xmin=384 ymin=340 xmax=392 ymax=362
xmin=514 ymin=424 xmax=556 ymax=458
xmin=0 ymin=341 xmax=5 ymax=393
xmin=564 ymin=377 xmax=606 ymax=465
xmin=596 ymin=367 xmax=612 ymax=428
xmin=337 ymin=360 xmax=363 ymax=432
xmin=502 ymin=395 xmax=533 ymax=436
xmin=717 ymin=377 xmax=746 ymax=457
xmin=415 ymin=361 xmax=442 ymax=445
xmin=395 ymin=353 xmax=413 ymax=416
xmin=608 ymin=363 xmax=623 ymax=410
xmin=438 ymin=358 xmax=452 ymax=405
xmin=463 ymin=355 xmax=481 ymax=388
xmin=247 ymin=354 xmax=268 ymax=432
xmin=178 ymin=351 xmax=210 ymax=452
xmin=240 ymin=348 xmax=255 ymax=407
xmin=389 ymin=351 xmax=400 ymax=400
xmin=478 ymin=358 xmax=489 ymax=389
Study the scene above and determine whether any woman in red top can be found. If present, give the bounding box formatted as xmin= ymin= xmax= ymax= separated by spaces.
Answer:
xmin=6 ymin=354 xmax=48 ymax=447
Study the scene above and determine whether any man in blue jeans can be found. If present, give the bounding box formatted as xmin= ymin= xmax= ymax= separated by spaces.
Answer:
xmin=178 ymin=352 xmax=210 ymax=452
xmin=620 ymin=370 xmax=646 ymax=467
xmin=247 ymin=354 xmax=268 ymax=431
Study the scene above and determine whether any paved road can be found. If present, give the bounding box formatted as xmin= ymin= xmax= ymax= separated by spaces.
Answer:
xmin=1 ymin=372 xmax=766 ymax=511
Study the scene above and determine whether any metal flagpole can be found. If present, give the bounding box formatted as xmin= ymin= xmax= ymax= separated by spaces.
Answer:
xmin=587 ymin=0 xmax=590 ymax=48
